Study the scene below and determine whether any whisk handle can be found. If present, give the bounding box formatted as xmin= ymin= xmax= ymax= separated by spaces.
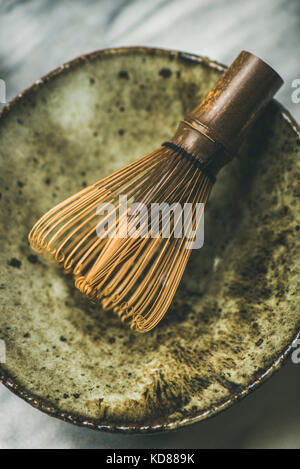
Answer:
xmin=171 ymin=51 xmax=283 ymax=176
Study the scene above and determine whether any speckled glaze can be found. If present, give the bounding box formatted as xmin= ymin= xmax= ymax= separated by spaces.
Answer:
xmin=0 ymin=47 xmax=299 ymax=433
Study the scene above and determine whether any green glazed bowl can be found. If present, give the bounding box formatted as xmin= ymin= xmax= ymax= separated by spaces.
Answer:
xmin=0 ymin=47 xmax=299 ymax=433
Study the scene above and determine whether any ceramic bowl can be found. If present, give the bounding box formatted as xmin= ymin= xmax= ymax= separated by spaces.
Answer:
xmin=0 ymin=47 xmax=299 ymax=433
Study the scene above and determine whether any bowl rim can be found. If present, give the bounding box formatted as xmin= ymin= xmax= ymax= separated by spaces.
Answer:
xmin=0 ymin=45 xmax=299 ymax=434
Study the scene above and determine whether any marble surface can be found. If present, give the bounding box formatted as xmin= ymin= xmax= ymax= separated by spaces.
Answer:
xmin=0 ymin=0 xmax=299 ymax=449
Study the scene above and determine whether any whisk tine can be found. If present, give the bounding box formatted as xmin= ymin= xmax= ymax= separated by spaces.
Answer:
xmin=29 ymin=142 xmax=211 ymax=332
xmin=29 ymin=147 xmax=170 ymax=276
xmin=74 ymin=149 xmax=213 ymax=332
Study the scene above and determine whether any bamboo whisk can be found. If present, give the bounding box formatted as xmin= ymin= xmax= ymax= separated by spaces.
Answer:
xmin=75 ymin=146 xmax=213 ymax=332
xmin=29 ymin=51 xmax=283 ymax=332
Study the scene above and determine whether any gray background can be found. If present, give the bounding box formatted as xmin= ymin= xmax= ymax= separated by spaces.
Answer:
xmin=0 ymin=0 xmax=299 ymax=449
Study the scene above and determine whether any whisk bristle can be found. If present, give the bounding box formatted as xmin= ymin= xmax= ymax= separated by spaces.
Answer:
xmin=29 ymin=147 xmax=164 ymax=276
xmin=75 ymin=147 xmax=212 ymax=332
xmin=29 ymin=145 xmax=212 ymax=332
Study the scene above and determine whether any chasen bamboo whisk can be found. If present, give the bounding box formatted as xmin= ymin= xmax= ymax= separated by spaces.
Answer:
xmin=29 ymin=51 xmax=283 ymax=332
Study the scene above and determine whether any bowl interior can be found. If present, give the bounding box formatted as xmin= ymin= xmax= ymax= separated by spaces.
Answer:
xmin=0 ymin=47 xmax=299 ymax=432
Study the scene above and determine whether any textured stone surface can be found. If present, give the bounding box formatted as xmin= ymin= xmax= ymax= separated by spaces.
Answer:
xmin=0 ymin=47 xmax=299 ymax=434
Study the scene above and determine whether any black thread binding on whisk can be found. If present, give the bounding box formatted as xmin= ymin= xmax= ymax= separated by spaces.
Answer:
xmin=162 ymin=141 xmax=216 ymax=183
